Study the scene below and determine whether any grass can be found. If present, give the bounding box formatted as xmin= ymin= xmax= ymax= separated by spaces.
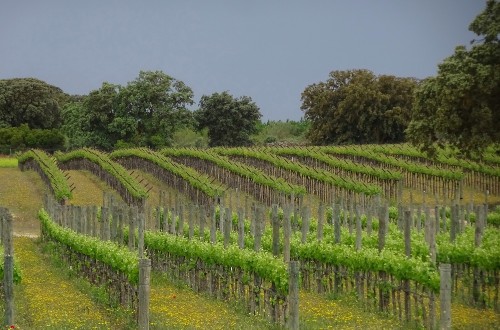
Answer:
xmin=0 ymin=167 xmax=46 ymax=236
xmin=299 ymin=291 xmax=403 ymax=329
xmin=65 ymin=170 xmax=122 ymax=206
xmin=149 ymin=272 xmax=277 ymax=330
xmin=13 ymin=236 xmax=126 ymax=329
xmin=0 ymin=156 xmax=18 ymax=168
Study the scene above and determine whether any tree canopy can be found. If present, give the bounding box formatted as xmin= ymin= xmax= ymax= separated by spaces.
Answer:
xmin=406 ymin=0 xmax=500 ymax=158
xmin=61 ymin=71 xmax=194 ymax=150
xmin=301 ymin=69 xmax=417 ymax=145
xmin=0 ymin=78 xmax=68 ymax=129
xmin=194 ymin=91 xmax=262 ymax=147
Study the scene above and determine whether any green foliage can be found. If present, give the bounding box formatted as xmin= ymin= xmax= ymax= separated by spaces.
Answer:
xmin=144 ymin=230 xmax=289 ymax=294
xmin=0 ymin=78 xmax=68 ymax=129
xmin=161 ymin=148 xmax=307 ymax=197
xmin=0 ymin=157 xmax=17 ymax=167
xmin=18 ymin=149 xmax=72 ymax=202
xmin=117 ymin=71 xmax=194 ymax=149
xmin=0 ymin=124 xmax=65 ymax=153
xmin=61 ymin=71 xmax=194 ymax=150
xmin=294 ymin=241 xmax=440 ymax=292
xmin=272 ymin=146 xmax=403 ymax=180
xmin=215 ymin=147 xmax=382 ymax=196
xmin=0 ymin=248 xmax=22 ymax=284
xmin=406 ymin=0 xmax=500 ymax=158
xmin=171 ymin=127 xmax=208 ymax=148
xmin=39 ymin=209 xmax=139 ymax=284
xmin=370 ymin=143 xmax=500 ymax=178
xmin=56 ymin=148 xmax=148 ymax=199
xmin=301 ymin=69 xmax=417 ymax=145
xmin=323 ymin=145 xmax=464 ymax=181
xmin=437 ymin=226 xmax=500 ymax=270
xmin=251 ymin=119 xmax=310 ymax=146
xmin=110 ymin=148 xmax=223 ymax=198
xmin=194 ymin=91 xmax=262 ymax=147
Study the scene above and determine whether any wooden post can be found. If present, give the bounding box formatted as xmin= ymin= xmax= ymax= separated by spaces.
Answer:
xmin=170 ymin=207 xmax=177 ymax=235
xmin=254 ymin=207 xmax=263 ymax=252
xmin=101 ymin=207 xmax=108 ymax=240
xmin=91 ymin=206 xmax=98 ymax=237
xmin=378 ymin=205 xmax=387 ymax=252
xmin=288 ymin=261 xmax=300 ymax=330
xmin=333 ymin=202 xmax=341 ymax=244
xmin=301 ymin=207 xmax=310 ymax=244
xmin=429 ymin=210 xmax=437 ymax=266
xmin=128 ymin=207 xmax=136 ymax=251
xmin=3 ymin=255 xmax=14 ymax=326
xmin=404 ymin=210 xmax=411 ymax=323
xmin=224 ymin=208 xmax=231 ymax=248
xmin=138 ymin=258 xmax=151 ymax=330
xmin=178 ymin=204 xmax=184 ymax=236
xmin=117 ymin=208 xmax=124 ymax=246
xmin=210 ymin=205 xmax=217 ymax=244
xmin=237 ymin=208 xmax=245 ymax=249
xmin=440 ymin=263 xmax=452 ymax=330
xmin=1 ymin=208 xmax=14 ymax=326
xmin=219 ymin=197 xmax=225 ymax=233
xmin=317 ymin=202 xmax=324 ymax=242
xmin=416 ymin=205 xmax=422 ymax=232
xmin=283 ymin=205 xmax=292 ymax=263
xmin=366 ymin=203 xmax=373 ymax=236
xmin=474 ymin=205 xmax=485 ymax=247
xmin=199 ymin=206 xmax=205 ymax=240
xmin=138 ymin=201 xmax=145 ymax=259
xmin=404 ymin=210 xmax=411 ymax=257
xmin=450 ymin=204 xmax=458 ymax=242
xmin=473 ymin=205 xmax=485 ymax=304
xmin=434 ymin=205 xmax=441 ymax=235
xmin=397 ymin=204 xmax=403 ymax=231
xmin=355 ymin=206 xmax=362 ymax=251
xmin=440 ymin=206 xmax=446 ymax=234
xmin=188 ymin=205 xmax=194 ymax=240
xmin=272 ymin=204 xmax=280 ymax=256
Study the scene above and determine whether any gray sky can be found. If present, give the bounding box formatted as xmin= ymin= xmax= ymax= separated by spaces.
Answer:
xmin=0 ymin=0 xmax=485 ymax=121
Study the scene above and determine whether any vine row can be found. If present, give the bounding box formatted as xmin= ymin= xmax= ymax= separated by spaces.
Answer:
xmin=18 ymin=149 xmax=72 ymax=203
xmin=56 ymin=148 xmax=147 ymax=206
xmin=110 ymin=148 xmax=223 ymax=207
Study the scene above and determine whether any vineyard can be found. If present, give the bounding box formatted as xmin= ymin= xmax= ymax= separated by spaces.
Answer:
xmin=1 ymin=144 xmax=499 ymax=329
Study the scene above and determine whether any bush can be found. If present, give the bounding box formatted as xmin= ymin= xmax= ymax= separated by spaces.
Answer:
xmin=0 ymin=124 xmax=65 ymax=153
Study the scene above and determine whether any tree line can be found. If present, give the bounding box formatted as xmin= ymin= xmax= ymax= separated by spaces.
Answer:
xmin=0 ymin=1 xmax=497 ymax=157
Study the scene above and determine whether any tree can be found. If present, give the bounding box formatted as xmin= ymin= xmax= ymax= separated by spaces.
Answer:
xmin=116 ymin=71 xmax=194 ymax=148
xmin=195 ymin=91 xmax=262 ymax=147
xmin=406 ymin=0 xmax=500 ymax=158
xmin=61 ymin=71 xmax=195 ymax=150
xmin=301 ymin=69 xmax=417 ymax=145
xmin=0 ymin=78 xmax=68 ymax=129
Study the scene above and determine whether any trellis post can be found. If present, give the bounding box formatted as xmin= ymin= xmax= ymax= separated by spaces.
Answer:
xmin=1 ymin=208 xmax=14 ymax=327
xmin=138 ymin=258 xmax=151 ymax=329
xmin=440 ymin=263 xmax=452 ymax=330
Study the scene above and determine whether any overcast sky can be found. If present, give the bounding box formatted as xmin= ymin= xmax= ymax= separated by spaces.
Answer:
xmin=0 ymin=0 xmax=486 ymax=121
